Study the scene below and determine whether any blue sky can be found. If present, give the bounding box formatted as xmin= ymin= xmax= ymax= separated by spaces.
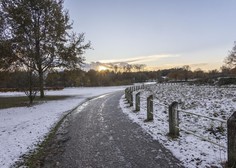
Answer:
xmin=64 ymin=0 xmax=236 ymax=70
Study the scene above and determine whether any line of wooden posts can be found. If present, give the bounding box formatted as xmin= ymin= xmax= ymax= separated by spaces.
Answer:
xmin=125 ymin=86 xmax=236 ymax=167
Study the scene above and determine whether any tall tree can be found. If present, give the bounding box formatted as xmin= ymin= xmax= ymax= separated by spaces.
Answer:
xmin=0 ymin=7 xmax=16 ymax=70
xmin=225 ymin=42 xmax=236 ymax=68
xmin=1 ymin=0 xmax=90 ymax=97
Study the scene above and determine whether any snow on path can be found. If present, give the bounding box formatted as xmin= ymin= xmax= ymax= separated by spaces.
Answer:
xmin=0 ymin=86 xmax=125 ymax=168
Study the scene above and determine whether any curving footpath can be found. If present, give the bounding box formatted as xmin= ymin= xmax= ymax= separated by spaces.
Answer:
xmin=42 ymin=91 xmax=183 ymax=168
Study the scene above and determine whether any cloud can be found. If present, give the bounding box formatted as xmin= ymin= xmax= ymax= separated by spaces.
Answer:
xmin=190 ymin=63 xmax=208 ymax=68
xmin=146 ymin=63 xmax=211 ymax=71
xmin=83 ymin=54 xmax=180 ymax=71
xmin=98 ymin=54 xmax=179 ymax=64
xmin=86 ymin=54 xmax=220 ymax=71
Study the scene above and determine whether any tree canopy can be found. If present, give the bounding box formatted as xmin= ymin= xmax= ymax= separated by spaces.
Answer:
xmin=0 ymin=0 xmax=90 ymax=97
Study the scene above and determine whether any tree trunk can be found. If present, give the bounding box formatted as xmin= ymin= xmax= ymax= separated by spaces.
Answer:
xmin=39 ymin=70 xmax=44 ymax=98
xmin=29 ymin=70 xmax=33 ymax=104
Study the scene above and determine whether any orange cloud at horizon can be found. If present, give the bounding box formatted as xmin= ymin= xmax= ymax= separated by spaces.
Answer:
xmin=145 ymin=62 xmax=223 ymax=72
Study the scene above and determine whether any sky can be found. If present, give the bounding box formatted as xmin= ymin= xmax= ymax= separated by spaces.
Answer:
xmin=64 ymin=0 xmax=236 ymax=71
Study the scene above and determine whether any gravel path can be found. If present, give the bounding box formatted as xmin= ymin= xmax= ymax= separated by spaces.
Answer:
xmin=43 ymin=91 xmax=183 ymax=168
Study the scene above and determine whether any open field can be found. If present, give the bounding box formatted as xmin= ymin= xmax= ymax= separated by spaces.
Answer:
xmin=0 ymin=86 xmax=126 ymax=168
xmin=121 ymin=84 xmax=236 ymax=167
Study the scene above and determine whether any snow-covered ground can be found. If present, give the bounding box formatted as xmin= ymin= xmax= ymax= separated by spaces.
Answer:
xmin=2 ymin=84 xmax=235 ymax=168
xmin=120 ymin=84 xmax=236 ymax=168
xmin=0 ymin=86 xmax=126 ymax=168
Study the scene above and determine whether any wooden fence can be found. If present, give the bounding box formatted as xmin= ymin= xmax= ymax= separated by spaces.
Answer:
xmin=125 ymin=84 xmax=236 ymax=167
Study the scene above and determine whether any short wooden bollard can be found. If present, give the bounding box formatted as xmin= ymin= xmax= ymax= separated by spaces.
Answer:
xmin=130 ymin=91 xmax=133 ymax=106
xmin=126 ymin=89 xmax=129 ymax=101
xmin=125 ymin=88 xmax=128 ymax=99
xmin=126 ymin=89 xmax=133 ymax=106
xmin=227 ymin=112 xmax=236 ymax=167
xmin=146 ymin=95 xmax=153 ymax=121
xmin=135 ymin=92 xmax=140 ymax=111
xmin=168 ymin=102 xmax=179 ymax=137
xmin=131 ymin=86 xmax=134 ymax=92
xmin=126 ymin=89 xmax=130 ymax=103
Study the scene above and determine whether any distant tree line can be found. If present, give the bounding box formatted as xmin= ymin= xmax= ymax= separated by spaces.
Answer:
xmin=2 ymin=39 xmax=236 ymax=90
xmin=44 ymin=65 xmax=236 ymax=86
xmin=1 ymin=64 xmax=236 ymax=89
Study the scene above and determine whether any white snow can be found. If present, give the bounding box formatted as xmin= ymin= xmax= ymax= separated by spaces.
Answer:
xmin=2 ymin=84 xmax=234 ymax=168
xmin=120 ymin=84 xmax=236 ymax=168
xmin=0 ymin=86 xmax=125 ymax=168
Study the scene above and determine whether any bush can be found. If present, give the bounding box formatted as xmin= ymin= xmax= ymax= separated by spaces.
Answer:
xmin=217 ymin=77 xmax=236 ymax=86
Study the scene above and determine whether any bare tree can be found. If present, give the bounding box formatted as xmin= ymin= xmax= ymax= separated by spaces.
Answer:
xmin=225 ymin=42 xmax=236 ymax=68
xmin=126 ymin=64 xmax=133 ymax=72
xmin=133 ymin=64 xmax=146 ymax=72
xmin=182 ymin=65 xmax=191 ymax=81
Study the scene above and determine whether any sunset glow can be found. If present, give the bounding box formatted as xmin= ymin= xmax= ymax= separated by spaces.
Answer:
xmin=98 ymin=65 xmax=108 ymax=71
xmin=64 ymin=1 xmax=236 ymax=71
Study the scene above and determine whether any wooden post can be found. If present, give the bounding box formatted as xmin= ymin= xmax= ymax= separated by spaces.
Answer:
xmin=131 ymin=86 xmax=134 ymax=92
xmin=125 ymin=88 xmax=128 ymax=100
xmin=135 ymin=92 xmax=140 ymax=111
xmin=130 ymin=91 xmax=133 ymax=106
xmin=126 ymin=89 xmax=129 ymax=101
xmin=168 ymin=102 xmax=179 ymax=137
xmin=228 ymin=112 xmax=236 ymax=167
xmin=128 ymin=89 xmax=131 ymax=105
xmin=126 ymin=89 xmax=130 ymax=103
xmin=146 ymin=95 xmax=153 ymax=121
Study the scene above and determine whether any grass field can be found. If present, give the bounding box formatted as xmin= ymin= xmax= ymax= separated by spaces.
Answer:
xmin=0 ymin=96 xmax=71 ymax=109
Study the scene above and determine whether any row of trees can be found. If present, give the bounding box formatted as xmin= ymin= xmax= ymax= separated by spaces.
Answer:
xmin=47 ymin=67 xmax=236 ymax=86
xmin=110 ymin=63 xmax=146 ymax=73
xmin=89 ymin=62 xmax=147 ymax=73
xmin=1 ymin=65 xmax=236 ymax=89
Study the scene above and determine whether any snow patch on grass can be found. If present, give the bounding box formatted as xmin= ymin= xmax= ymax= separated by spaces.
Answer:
xmin=0 ymin=86 xmax=125 ymax=168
